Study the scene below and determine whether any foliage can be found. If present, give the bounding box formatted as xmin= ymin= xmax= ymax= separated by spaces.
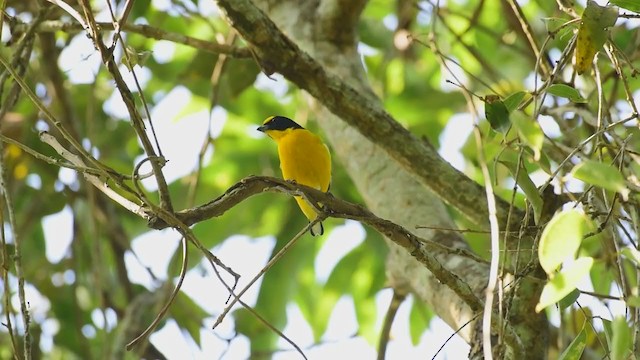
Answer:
xmin=1 ymin=0 xmax=640 ymax=359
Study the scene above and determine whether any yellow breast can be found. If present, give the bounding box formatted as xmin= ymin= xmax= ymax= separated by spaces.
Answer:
xmin=274 ymin=128 xmax=331 ymax=192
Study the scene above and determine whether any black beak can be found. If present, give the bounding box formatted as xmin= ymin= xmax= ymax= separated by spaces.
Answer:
xmin=257 ymin=125 xmax=266 ymax=132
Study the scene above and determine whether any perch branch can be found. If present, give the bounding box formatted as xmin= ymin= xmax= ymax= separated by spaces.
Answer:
xmin=146 ymin=175 xmax=524 ymax=356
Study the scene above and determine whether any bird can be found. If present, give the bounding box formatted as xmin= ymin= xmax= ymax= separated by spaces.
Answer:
xmin=257 ymin=115 xmax=331 ymax=236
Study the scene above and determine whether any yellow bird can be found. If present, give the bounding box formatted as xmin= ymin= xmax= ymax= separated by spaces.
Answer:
xmin=258 ymin=116 xmax=331 ymax=236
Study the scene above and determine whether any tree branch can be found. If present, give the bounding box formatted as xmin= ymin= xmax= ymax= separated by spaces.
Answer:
xmin=147 ymin=176 xmax=520 ymax=321
xmin=214 ymin=0 xmax=522 ymax=229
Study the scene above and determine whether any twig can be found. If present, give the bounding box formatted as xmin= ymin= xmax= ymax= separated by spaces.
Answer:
xmin=126 ymin=235 xmax=188 ymax=350
xmin=540 ymin=114 xmax=639 ymax=192
xmin=505 ymin=0 xmax=551 ymax=77
xmin=0 ymin=121 xmax=31 ymax=360
xmin=377 ymin=291 xmax=406 ymax=360
xmin=415 ymin=225 xmax=523 ymax=234
xmin=45 ymin=0 xmax=87 ymax=28
xmin=0 ymin=143 xmax=21 ymax=359
xmin=211 ymin=221 xmax=315 ymax=329
xmin=186 ymin=32 xmax=235 ymax=206
xmin=604 ymin=43 xmax=640 ymax=116
xmin=0 ymin=134 xmax=110 ymax=176
xmin=0 ymin=53 xmax=129 ymax=189
xmin=39 ymin=132 xmax=148 ymax=218
xmin=578 ymin=290 xmax=624 ymax=301
xmin=432 ymin=313 xmax=481 ymax=359
xmin=76 ymin=0 xmax=174 ymax=212
xmin=146 ymin=174 xmax=523 ymax=354
xmin=104 ymin=1 xmax=163 ymax=159
xmin=11 ymin=20 xmax=252 ymax=57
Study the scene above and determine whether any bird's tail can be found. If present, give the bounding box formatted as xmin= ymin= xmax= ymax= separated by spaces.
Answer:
xmin=294 ymin=196 xmax=324 ymax=236
xmin=310 ymin=221 xmax=324 ymax=236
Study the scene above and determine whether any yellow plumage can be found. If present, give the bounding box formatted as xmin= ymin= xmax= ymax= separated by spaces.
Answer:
xmin=258 ymin=116 xmax=331 ymax=236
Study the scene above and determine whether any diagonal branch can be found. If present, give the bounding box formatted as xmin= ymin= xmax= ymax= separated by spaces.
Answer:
xmin=76 ymin=0 xmax=174 ymax=212
xmin=214 ymin=0 xmax=523 ymax=229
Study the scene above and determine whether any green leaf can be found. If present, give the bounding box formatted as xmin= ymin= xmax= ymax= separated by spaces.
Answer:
xmin=602 ymin=318 xmax=614 ymax=347
xmin=169 ymin=292 xmax=208 ymax=345
xmin=572 ymin=160 xmax=629 ymax=200
xmin=219 ymin=59 xmax=261 ymax=101
xmin=235 ymin=218 xmax=317 ymax=353
xmin=558 ymin=324 xmax=586 ymax=360
xmin=558 ymin=289 xmax=580 ymax=311
xmin=627 ymin=296 xmax=640 ymax=307
xmin=621 ymin=246 xmax=640 ymax=267
xmin=295 ymin=263 xmax=339 ymax=341
xmin=409 ymin=297 xmax=433 ymax=345
xmin=511 ymin=111 xmax=544 ymax=160
xmin=538 ymin=209 xmax=592 ymax=274
xmin=543 ymin=17 xmax=572 ymax=33
xmin=386 ymin=59 xmax=405 ymax=95
xmin=499 ymin=160 xmax=543 ymax=224
xmin=547 ymin=84 xmax=587 ymax=103
xmin=326 ymin=243 xmax=384 ymax=344
xmin=610 ymin=0 xmax=640 ymax=12
xmin=611 ymin=316 xmax=632 ymax=360
xmin=484 ymin=95 xmax=510 ymax=133
xmin=590 ymin=261 xmax=613 ymax=295
xmin=503 ymin=91 xmax=528 ymax=112
xmin=536 ymin=257 xmax=594 ymax=312
xmin=122 ymin=45 xmax=152 ymax=71
xmin=173 ymin=93 xmax=210 ymax=120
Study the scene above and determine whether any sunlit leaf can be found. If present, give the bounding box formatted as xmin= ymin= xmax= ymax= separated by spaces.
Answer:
xmin=326 ymin=243 xmax=383 ymax=344
xmin=409 ymin=297 xmax=433 ymax=345
xmin=386 ymin=59 xmax=405 ymax=95
xmin=174 ymin=94 xmax=209 ymax=120
xmin=499 ymin=159 xmax=543 ymax=224
xmin=547 ymin=84 xmax=587 ymax=103
xmin=611 ymin=316 xmax=632 ymax=360
xmin=511 ymin=112 xmax=544 ymax=160
xmin=621 ymin=246 xmax=640 ymax=267
xmin=543 ymin=17 xmax=572 ymax=33
xmin=574 ymin=1 xmax=618 ymax=74
xmin=558 ymin=324 xmax=586 ymax=360
xmin=590 ymin=261 xmax=613 ymax=295
xmin=122 ymin=45 xmax=152 ymax=71
xmin=610 ymin=0 xmax=640 ymax=13
xmin=538 ymin=209 xmax=592 ymax=274
xmin=169 ymin=292 xmax=208 ymax=345
xmin=503 ymin=91 xmax=528 ymax=112
xmin=572 ymin=160 xmax=629 ymax=200
xmin=536 ymin=257 xmax=594 ymax=312
xmin=627 ymin=296 xmax=640 ymax=307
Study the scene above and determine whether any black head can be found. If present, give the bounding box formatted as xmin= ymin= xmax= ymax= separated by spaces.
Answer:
xmin=257 ymin=116 xmax=304 ymax=132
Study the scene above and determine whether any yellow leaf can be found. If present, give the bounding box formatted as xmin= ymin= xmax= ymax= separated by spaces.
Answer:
xmin=574 ymin=1 xmax=618 ymax=75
